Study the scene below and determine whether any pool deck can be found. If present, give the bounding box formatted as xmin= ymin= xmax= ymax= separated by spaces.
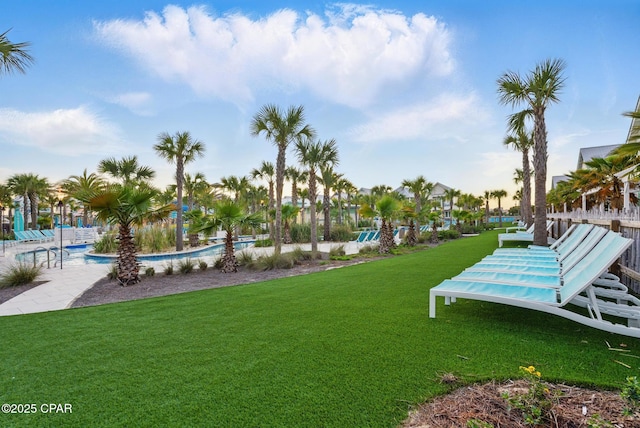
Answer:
xmin=0 ymin=240 xmax=362 ymax=316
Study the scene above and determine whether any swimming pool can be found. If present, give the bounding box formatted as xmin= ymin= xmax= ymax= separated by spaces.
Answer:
xmin=15 ymin=241 xmax=255 ymax=267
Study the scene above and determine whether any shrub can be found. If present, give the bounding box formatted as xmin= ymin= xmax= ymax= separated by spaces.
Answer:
xmin=290 ymin=223 xmax=311 ymax=243
xmin=236 ymin=251 xmax=254 ymax=266
xmin=0 ymin=262 xmax=42 ymax=288
xmin=439 ymin=229 xmax=461 ymax=240
xmin=213 ymin=257 xmax=223 ymax=270
xmin=329 ymin=245 xmax=345 ymax=257
xmin=254 ymin=238 xmax=273 ymax=248
xmin=252 ymin=253 xmax=295 ymax=271
xmin=329 ymin=224 xmax=353 ymax=242
xmin=164 ymin=261 xmax=174 ymax=275
xmin=198 ymin=259 xmax=208 ymax=271
xmin=178 ymin=258 xmax=195 ymax=274
xmin=93 ymin=231 xmax=118 ymax=254
xmin=359 ymin=244 xmax=379 ymax=255
xmin=106 ymin=263 xmax=118 ymax=280
xmin=290 ymin=246 xmax=313 ymax=262
xmin=144 ymin=266 xmax=155 ymax=277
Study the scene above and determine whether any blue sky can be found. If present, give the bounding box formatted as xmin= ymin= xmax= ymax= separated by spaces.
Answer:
xmin=1 ymin=1 xmax=639 ymax=207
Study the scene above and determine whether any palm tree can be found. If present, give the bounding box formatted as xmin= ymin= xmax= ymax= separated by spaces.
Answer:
xmin=183 ymin=172 xmax=208 ymax=211
xmin=504 ymin=110 xmax=534 ymax=226
xmin=359 ymin=195 xmax=399 ymax=254
xmin=7 ymin=173 xmax=48 ymax=229
xmin=197 ymin=200 xmax=261 ymax=273
xmin=281 ymin=204 xmax=300 ymax=244
xmin=251 ymin=161 xmax=276 ymax=239
xmin=154 ymin=131 xmax=206 ymax=251
xmin=444 ymin=188 xmax=460 ymax=228
xmin=400 ymin=201 xmax=418 ymax=246
xmin=64 ymin=169 xmax=105 ymax=227
xmin=285 ymin=166 xmax=307 ymax=221
xmin=298 ymin=188 xmax=309 ymax=224
xmin=319 ymin=167 xmax=342 ymax=241
xmin=491 ymin=189 xmax=508 ymax=227
xmin=498 ymin=58 xmax=566 ymax=246
xmin=402 ymin=175 xmax=434 ymax=233
xmin=250 ymin=104 xmax=315 ymax=255
xmin=427 ymin=209 xmax=442 ymax=244
xmin=295 ymin=138 xmax=339 ymax=254
xmin=569 ymin=155 xmax=635 ymax=210
xmin=98 ymin=155 xmax=156 ymax=186
xmin=76 ymin=184 xmax=173 ymax=285
xmin=483 ymin=190 xmax=491 ymax=224
xmin=0 ymin=29 xmax=34 ymax=75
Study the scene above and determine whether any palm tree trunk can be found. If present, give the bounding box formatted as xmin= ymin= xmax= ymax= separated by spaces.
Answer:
xmin=522 ymin=148 xmax=533 ymax=226
xmin=176 ymin=160 xmax=185 ymax=251
xmin=533 ymin=108 xmax=548 ymax=246
xmin=274 ymin=147 xmax=286 ymax=255
xmin=221 ymin=229 xmax=237 ymax=273
xmin=309 ymin=173 xmax=318 ymax=254
xmin=283 ymin=220 xmax=292 ymax=244
xmin=323 ymin=189 xmax=331 ymax=241
xmin=117 ymin=223 xmax=139 ymax=285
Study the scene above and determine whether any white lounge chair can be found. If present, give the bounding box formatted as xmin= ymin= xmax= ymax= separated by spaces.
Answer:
xmin=429 ymin=231 xmax=639 ymax=337
xmin=498 ymin=220 xmax=554 ymax=247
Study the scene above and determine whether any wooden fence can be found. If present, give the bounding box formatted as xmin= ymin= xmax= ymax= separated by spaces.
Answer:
xmin=548 ymin=211 xmax=640 ymax=293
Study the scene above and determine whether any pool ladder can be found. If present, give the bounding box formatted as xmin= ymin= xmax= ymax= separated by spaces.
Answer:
xmin=29 ymin=246 xmax=71 ymax=269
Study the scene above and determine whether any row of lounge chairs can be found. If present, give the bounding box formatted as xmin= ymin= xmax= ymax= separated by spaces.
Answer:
xmin=430 ymin=223 xmax=640 ymax=338
xmin=1 ymin=229 xmax=60 ymax=247
xmin=497 ymin=220 xmax=554 ymax=247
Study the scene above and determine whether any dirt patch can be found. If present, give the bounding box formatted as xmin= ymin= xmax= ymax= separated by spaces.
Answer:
xmin=403 ymin=379 xmax=639 ymax=427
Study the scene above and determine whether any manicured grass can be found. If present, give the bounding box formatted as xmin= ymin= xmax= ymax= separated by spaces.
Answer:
xmin=0 ymin=230 xmax=638 ymax=427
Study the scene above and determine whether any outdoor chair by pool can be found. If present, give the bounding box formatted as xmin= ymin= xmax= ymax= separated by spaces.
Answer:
xmin=429 ymin=231 xmax=640 ymax=337
xmin=498 ymin=220 xmax=554 ymax=247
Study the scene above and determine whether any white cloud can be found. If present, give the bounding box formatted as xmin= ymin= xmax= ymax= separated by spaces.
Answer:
xmin=0 ymin=106 xmax=124 ymax=155
xmin=106 ymin=91 xmax=154 ymax=116
xmin=93 ymin=4 xmax=454 ymax=108
xmin=347 ymin=92 xmax=487 ymax=142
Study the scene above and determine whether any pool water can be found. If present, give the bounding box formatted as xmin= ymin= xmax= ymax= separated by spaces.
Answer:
xmin=15 ymin=241 xmax=254 ymax=267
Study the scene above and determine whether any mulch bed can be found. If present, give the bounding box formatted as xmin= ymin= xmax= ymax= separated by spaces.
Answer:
xmin=403 ymin=379 xmax=639 ymax=427
xmin=70 ymin=256 xmax=369 ymax=308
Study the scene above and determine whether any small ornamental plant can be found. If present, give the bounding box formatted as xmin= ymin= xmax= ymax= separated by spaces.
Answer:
xmin=503 ymin=366 xmax=554 ymax=426
xmin=621 ymin=376 xmax=640 ymax=416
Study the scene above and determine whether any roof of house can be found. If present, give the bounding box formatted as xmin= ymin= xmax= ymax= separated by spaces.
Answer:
xmin=577 ymin=144 xmax=621 ymax=169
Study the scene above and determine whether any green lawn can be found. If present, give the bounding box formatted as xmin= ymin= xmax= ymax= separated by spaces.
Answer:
xmin=0 ymin=230 xmax=638 ymax=427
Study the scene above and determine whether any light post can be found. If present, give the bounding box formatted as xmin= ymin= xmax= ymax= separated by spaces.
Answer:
xmin=57 ymin=200 xmax=63 ymax=269
xmin=1 ymin=204 xmax=4 ymax=257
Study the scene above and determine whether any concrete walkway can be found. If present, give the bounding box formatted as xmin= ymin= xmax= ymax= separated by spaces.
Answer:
xmin=0 ymin=241 xmax=362 ymax=316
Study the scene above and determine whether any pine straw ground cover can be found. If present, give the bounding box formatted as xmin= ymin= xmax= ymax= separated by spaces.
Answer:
xmin=404 ymin=379 xmax=635 ymax=427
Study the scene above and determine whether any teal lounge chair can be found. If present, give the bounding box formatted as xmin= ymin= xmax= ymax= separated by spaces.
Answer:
xmin=429 ymin=231 xmax=638 ymax=337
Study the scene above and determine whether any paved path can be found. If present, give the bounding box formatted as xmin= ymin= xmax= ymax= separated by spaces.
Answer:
xmin=0 ymin=241 xmax=362 ymax=316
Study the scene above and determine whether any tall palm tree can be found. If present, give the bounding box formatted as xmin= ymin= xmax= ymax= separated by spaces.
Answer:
xmin=98 ymin=155 xmax=156 ymax=186
xmin=251 ymin=161 xmax=276 ymax=239
xmin=0 ymin=29 xmax=34 ymax=75
xmin=197 ymin=200 xmax=261 ymax=273
xmin=491 ymin=189 xmax=508 ymax=227
xmin=483 ymin=190 xmax=491 ymax=224
xmin=498 ymin=58 xmax=566 ymax=246
xmin=154 ymin=131 xmax=206 ymax=251
xmin=504 ymin=110 xmax=534 ymax=226
xmin=76 ymin=184 xmax=173 ymax=285
xmin=251 ymin=104 xmax=315 ymax=255
xmin=7 ymin=173 xmax=47 ymax=229
xmin=402 ymin=175 xmax=434 ymax=233
xmin=295 ymin=138 xmax=339 ymax=254
xmin=319 ymin=167 xmax=342 ymax=240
